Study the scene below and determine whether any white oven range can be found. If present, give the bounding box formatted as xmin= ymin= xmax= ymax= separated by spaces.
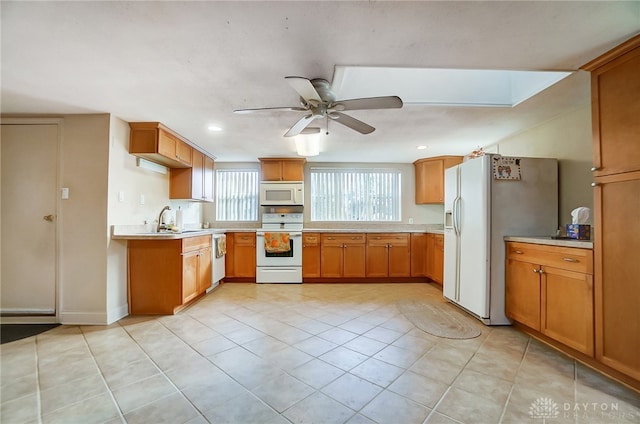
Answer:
xmin=256 ymin=213 xmax=303 ymax=283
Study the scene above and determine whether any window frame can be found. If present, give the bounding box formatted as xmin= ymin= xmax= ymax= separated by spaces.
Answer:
xmin=309 ymin=166 xmax=402 ymax=222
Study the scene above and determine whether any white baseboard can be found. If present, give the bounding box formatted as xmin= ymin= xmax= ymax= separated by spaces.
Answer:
xmin=107 ymin=304 xmax=129 ymax=324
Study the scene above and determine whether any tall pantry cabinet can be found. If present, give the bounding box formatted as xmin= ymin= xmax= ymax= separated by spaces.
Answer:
xmin=581 ymin=34 xmax=640 ymax=383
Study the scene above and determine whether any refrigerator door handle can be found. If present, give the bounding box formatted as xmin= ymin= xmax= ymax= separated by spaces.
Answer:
xmin=453 ymin=196 xmax=461 ymax=236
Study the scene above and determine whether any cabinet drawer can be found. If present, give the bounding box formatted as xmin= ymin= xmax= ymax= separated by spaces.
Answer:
xmin=507 ymin=242 xmax=593 ymax=274
xmin=303 ymin=233 xmax=320 ymax=246
xmin=233 ymin=232 xmax=256 ymax=246
xmin=321 ymin=233 xmax=365 ymax=246
xmin=367 ymin=233 xmax=409 ymax=246
xmin=182 ymin=235 xmax=211 ymax=252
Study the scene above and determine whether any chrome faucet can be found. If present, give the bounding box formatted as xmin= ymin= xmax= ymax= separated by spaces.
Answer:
xmin=156 ymin=206 xmax=171 ymax=232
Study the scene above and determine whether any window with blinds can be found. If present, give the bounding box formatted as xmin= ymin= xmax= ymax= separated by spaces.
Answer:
xmin=215 ymin=169 xmax=259 ymax=221
xmin=310 ymin=168 xmax=401 ymax=221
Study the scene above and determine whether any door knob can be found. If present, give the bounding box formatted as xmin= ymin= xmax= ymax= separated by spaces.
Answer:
xmin=43 ymin=214 xmax=54 ymax=222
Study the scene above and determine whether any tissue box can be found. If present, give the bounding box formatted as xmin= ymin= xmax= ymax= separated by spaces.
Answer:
xmin=566 ymin=224 xmax=591 ymax=240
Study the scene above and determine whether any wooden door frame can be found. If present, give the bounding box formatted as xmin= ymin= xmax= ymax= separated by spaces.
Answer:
xmin=1 ymin=117 xmax=63 ymax=323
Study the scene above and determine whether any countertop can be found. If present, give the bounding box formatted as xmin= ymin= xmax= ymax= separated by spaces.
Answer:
xmin=111 ymin=225 xmax=224 ymax=240
xmin=504 ymin=236 xmax=593 ymax=249
xmin=112 ymin=224 xmax=444 ymax=240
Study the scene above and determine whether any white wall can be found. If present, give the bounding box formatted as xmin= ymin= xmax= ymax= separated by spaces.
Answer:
xmin=488 ymin=102 xmax=593 ymax=226
xmin=58 ymin=114 xmax=111 ymax=324
xmin=204 ymin=161 xmax=444 ymax=226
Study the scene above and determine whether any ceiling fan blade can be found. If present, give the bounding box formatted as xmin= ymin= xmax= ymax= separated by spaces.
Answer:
xmin=233 ymin=106 xmax=307 ymax=114
xmin=300 ymin=127 xmax=321 ymax=135
xmin=331 ymin=96 xmax=403 ymax=111
xmin=328 ymin=112 xmax=375 ymax=134
xmin=283 ymin=114 xmax=317 ymax=137
xmin=285 ymin=76 xmax=322 ymax=103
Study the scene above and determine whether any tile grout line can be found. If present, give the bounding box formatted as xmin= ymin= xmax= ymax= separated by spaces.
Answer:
xmin=79 ymin=325 xmax=128 ymax=424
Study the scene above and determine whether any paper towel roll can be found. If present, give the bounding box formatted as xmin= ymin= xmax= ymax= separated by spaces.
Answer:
xmin=176 ymin=207 xmax=184 ymax=231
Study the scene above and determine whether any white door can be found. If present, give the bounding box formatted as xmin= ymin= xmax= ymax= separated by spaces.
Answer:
xmin=1 ymin=124 xmax=58 ymax=316
xmin=457 ymin=156 xmax=490 ymax=318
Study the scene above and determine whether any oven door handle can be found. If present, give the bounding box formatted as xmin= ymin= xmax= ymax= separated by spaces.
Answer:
xmin=256 ymin=232 xmax=302 ymax=237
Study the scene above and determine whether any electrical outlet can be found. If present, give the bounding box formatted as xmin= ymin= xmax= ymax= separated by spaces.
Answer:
xmin=139 ymin=194 xmax=145 ymax=205
xmin=408 ymin=217 xmax=414 ymax=224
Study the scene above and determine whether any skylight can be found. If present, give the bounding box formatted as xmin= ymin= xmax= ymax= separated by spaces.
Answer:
xmin=331 ymin=66 xmax=572 ymax=107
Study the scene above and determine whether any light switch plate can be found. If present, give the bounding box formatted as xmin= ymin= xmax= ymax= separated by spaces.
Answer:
xmin=61 ymin=187 xmax=69 ymax=199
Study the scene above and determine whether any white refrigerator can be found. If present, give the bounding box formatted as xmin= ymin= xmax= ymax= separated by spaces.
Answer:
xmin=443 ymin=154 xmax=558 ymax=325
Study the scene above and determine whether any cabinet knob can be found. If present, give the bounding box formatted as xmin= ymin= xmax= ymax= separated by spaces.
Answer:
xmin=590 ymin=167 xmax=599 ymax=172
xmin=562 ymin=257 xmax=579 ymax=263
xmin=591 ymin=182 xmax=599 ymax=187
xmin=514 ymin=250 xmax=523 ymax=254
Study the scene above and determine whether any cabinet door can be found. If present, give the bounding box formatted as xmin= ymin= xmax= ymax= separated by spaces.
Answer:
xmin=541 ymin=266 xmax=594 ymax=356
xmin=198 ymin=247 xmax=212 ymax=294
xmin=182 ymin=250 xmax=199 ymax=303
xmin=191 ymin=150 xmax=205 ymax=199
xmin=233 ymin=233 xmax=256 ymax=278
xmin=225 ymin=233 xmax=236 ymax=277
xmin=203 ymin=155 xmax=215 ymax=201
xmin=302 ymin=233 xmax=321 ymax=278
xmin=594 ymin=177 xmax=640 ymax=379
xmin=432 ymin=235 xmax=444 ymax=284
xmin=281 ymin=160 xmax=304 ymax=181
xmin=366 ymin=243 xmax=389 ymax=277
xmin=320 ymin=244 xmax=343 ymax=277
xmin=388 ymin=234 xmax=410 ymax=277
xmin=260 ymin=160 xmax=283 ymax=181
xmin=422 ymin=160 xmax=444 ymax=203
xmin=505 ymin=258 xmax=541 ymax=330
xmin=343 ymin=244 xmax=366 ymax=278
xmin=589 ymin=47 xmax=640 ymax=176
xmin=425 ymin=234 xmax=435 ymax=279
xmin=410 ymin=233 xmax=427 ymax=277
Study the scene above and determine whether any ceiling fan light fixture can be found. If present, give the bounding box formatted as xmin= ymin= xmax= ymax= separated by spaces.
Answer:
xmin=295 ymin=131 xmax=321 ymax=157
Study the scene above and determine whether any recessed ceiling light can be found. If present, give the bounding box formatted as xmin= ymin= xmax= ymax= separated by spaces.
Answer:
xmin=208 ymin=125 xmax=222 ymax=132
xmin=417 ymin=145 xmax=427 ymax=150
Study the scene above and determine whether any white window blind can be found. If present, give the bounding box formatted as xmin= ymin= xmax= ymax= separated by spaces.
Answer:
xmin=310 ymin=168 xmax=401 ymax=221
xmin=215 ymin=169 xmax=259 ymax=221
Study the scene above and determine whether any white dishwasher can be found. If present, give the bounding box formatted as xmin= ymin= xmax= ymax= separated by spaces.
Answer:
xmin=209 ymin=233 xmax=226 ymax=291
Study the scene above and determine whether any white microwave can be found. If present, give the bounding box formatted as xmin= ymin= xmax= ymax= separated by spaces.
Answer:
xmin=259 ymin=182 xmax=304 ymax=206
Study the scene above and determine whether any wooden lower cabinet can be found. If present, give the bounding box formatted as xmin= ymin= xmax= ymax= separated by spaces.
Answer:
xmin=128 ymin=235 xmax=212 ymax=314
xmin=302 ymin=233 xmax=321 ymax=278
xmin=505 ymin=241 xmax=594 ymax=356
xmin=425 ymin=233 xmax=444 ymax=284
xmin=225 ymin=232 xmax=256 ymax=280
xmin=320 ymin=234 xmax=366 ymax=278
xmin=366 ymin=233 xmax=410 ymax=278
xmin=410 ymin=233 xmax=427 ymax=277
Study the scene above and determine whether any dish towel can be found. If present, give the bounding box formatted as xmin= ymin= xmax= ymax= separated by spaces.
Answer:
xmin=264 ymin=232 xmax=291 ymax=253
xmin=215 ymin=235 xmax=227 ymax=258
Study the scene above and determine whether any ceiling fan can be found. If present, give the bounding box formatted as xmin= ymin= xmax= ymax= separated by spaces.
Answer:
xmin=234 ymin=76 xmax=403 ymax=137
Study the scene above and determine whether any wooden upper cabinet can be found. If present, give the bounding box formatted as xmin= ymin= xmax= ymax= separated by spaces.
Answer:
xmin=582 ymin=34 xmax=640 ymax=382
xmin=259 ymin=158 xmax=306 ymax=181
xmin=413 ymin=156 xmax=463 ymax=204
xmin=129 ymin=122 xmax=193 ymax=168
xmin=170 ymin=149 xmax=215 ymax=202
xmin=582 ymin=35 xmax=640 ymax=177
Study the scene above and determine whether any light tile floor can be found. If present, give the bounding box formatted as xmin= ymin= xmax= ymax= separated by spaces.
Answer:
xmin=1 ymin=283 xmax=639 ymax=424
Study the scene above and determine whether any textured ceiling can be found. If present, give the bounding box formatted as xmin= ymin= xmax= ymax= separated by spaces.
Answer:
xmin=1 ymin=1 xmax=639 ymax=162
